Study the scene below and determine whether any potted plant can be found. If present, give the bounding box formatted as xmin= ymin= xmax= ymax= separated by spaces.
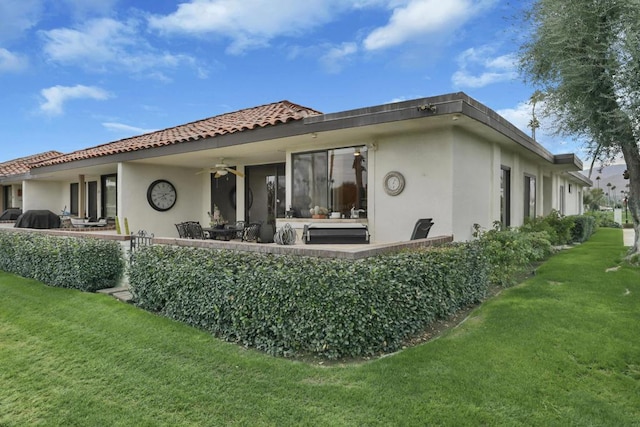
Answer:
xmin=309 ymin=206 xmax=329 ymax=219
xmin=207 ymin=205 xmax=226 ymax=228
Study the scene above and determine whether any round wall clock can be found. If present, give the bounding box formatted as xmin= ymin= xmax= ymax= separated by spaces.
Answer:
xmin=383 ymin=171 xmax=405 ymax=196
xmin=147 ymin=179 xmax=177 ymax=211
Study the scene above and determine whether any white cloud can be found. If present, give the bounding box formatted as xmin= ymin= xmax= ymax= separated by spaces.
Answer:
xmin=102 ymin=122 xmax=157 ymax=134
xmin=497 ymin=100 xmax=583 ymax=155
xmin=40 ymin=84 xmax=111 ymax=116
xmin=148 ymin=0 xmax=351 ymax=54
xmin=320 ymin=42 xmax=358 ymax=73
xmin=40 ymin=18 xmax=198 ymax=75
xmin=42 ymin=18 xmax=136 ymax=64
xmin=0 ymin=0 xmax=43 ymax=42
xmin=452 ymin=46 xmax=517 ymax=88
xmin=497 ymin=102 xmax=534 ymax=134
xmin=0 ymin=48 xmax=28 ymax=72
xmin=363 ymin=0 xmax=497 ymax=51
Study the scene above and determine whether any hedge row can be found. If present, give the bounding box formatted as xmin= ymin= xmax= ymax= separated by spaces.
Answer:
xmin=571 ymin=215 xmax=597 ymax=243
xmin=0 ymin=231 xmax=125 ymax=292
xmin=129 ymin=242 xmax=489 ymax=359
xmin=476 ymin=213 xmax=596 ymax=286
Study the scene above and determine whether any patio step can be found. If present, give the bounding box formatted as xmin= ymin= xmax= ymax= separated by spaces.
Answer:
xmin=97 ymin=286 xmax=133 ymax=303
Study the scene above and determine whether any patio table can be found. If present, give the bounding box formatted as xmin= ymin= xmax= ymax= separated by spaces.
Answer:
xmin=203 ymin=226 xmax=241 ymax=241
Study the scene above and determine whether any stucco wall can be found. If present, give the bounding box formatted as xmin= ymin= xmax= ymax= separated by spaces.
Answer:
xmin=119 ymin=162 xmax=208 ymax=238
xmin=372 ymin=128 xmax=453 ymax=243
xmin=451 ymin=131 xmax=495 ymax=240
xmin=22 ymin=180 xmax=65 ymax=213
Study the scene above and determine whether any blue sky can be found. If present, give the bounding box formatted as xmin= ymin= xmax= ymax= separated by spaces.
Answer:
xmin=0 ymin=0 xmax=585 ymax=164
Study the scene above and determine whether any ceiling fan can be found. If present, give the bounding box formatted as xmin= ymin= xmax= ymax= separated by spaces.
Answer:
xmin=196 ymin=159 xmax=245 ymax=178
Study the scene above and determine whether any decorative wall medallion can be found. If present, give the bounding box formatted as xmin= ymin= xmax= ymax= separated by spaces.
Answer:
xmin=383 ymin=171 xmax=405 ymax=196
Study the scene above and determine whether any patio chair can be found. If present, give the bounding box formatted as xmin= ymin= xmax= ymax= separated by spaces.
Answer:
xmin=242 ymin=222 xmax=261 ymax=242
xmin=410 ymin=218 xmax=434 ymax=240
xmin=175 ymin=222 xmax=189 ymax=238
xmin=186 ymin=221 xmax=208 ymax=239
xmin=226 ymin=221 xmax=245 ymax=239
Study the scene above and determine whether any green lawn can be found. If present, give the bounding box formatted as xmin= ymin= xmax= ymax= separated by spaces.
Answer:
xmin=1 ymin=229 xmax=639 ymax=426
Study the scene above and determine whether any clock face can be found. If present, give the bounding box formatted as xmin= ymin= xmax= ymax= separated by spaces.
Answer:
xmin=147 ymin=179 xmax=177 ymax=211
xmin=383 ymin=171 xmax=405 ymax=196
xmin=388 ymin=176 xmax=401 ymax=191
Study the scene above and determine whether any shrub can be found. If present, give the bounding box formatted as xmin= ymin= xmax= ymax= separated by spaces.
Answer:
xmin=520 ymin=210 xmax=575 ymax=245
xmin=129 ymin=242 xmax=490 ymax=359
xmin=570 ymin=215 xmax=596 ymax=243
xmin=0 ymin=231 xmax=125 ymax=292
xmin=585 ymin=211 xmax=621 ymax=228
xmin=476 ymin=228 xmax=553 ymax=287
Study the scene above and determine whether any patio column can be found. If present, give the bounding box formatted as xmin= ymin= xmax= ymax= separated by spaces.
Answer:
xmin=79 ymin=174 xmax=85 ymax=218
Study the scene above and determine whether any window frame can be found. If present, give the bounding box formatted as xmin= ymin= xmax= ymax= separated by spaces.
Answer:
xmin=524 ymin=174 xmax=537 ymax=220
xmin=100 ymin=174 xmax=117 ymax=219
xmin=69 ymin=183 xmax=79 ymax=215
xmin=291 ymin=146 xmax=367 ymax=218
xmin=500 ymin=166 xmax=511 ymax=227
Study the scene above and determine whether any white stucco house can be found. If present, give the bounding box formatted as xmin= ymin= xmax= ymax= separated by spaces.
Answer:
xmin=0 ymin=92 xmax=591 ymax=242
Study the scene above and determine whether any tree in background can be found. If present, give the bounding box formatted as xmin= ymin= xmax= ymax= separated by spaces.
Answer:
xmin=584 ymin=188 xmax=605 ymax=212
xmin=519 ymin=0 xmax=640 ymax=255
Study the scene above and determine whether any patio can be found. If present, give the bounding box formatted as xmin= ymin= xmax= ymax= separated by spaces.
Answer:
xmin=0 ymin=221 xmax=452 ymax=260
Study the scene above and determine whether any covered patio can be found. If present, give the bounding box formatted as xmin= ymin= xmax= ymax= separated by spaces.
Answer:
xmin=0 ymin=221 xmax=451 ymax=260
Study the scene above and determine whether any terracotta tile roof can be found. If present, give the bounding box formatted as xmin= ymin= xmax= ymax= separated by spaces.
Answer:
xmin=32 ymin=100 xmax=322 ymax=168
xmin=0 ymin=151 xmax=64 ymax=177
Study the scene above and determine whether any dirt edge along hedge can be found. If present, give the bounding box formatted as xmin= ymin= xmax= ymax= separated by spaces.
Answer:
xmin=0 ymin=232 xmax=125 ymax=292
xmin=129 ymin=241 xmax=490 ymax=359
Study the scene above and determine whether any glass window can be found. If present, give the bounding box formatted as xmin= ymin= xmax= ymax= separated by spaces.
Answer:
xmin=524 ymin=174 xmax=536 ymax=219
xmin=70 ymin=183 xmax=79 ymax=215
xmin=2 ymin=185 xmax=12 ymax=210
xmin=101 ymin=174 xmax=117 ymax=218
xmin=559 ymin=185 xmax=565 ymax=215
xmin=292 ymin=146 xmax=367 ymax=218
xmin=500 ymin=167 xmax=511 ymax=227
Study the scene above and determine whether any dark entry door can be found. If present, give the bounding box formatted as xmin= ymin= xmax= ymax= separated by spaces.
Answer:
xmin=245 ymin=163 xmax=285 ymax=227
xmin=2 ymin=186 xmax=11 ymax=210
xmin=88 ymin=181 xmax=98 ymax=220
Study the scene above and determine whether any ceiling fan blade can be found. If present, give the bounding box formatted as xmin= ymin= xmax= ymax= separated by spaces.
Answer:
xmin=226 ymin=168 xmax=245 ymax=178
xmin=195 ymin=169 xmax=208 ymax=175
xmin=214 ymin=171 xmax=222 ymax=178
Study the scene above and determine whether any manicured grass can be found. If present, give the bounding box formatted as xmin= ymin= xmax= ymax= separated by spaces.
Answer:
xmin=1 ymin=228 xmax=639 ymax=425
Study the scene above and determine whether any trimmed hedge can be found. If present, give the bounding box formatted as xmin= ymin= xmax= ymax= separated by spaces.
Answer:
xmin=570 ymin=215 xmax=596 ymax=243
xmin=129 ymin=242 xmax=489 ymax=359
xmin=0 ymin=231 xmax=125 ymax=292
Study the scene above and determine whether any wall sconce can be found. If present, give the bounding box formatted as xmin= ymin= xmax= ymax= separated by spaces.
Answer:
xmin=311 ymin=132 xmax=318 ymax=139
xmin=353 ymin=148 xmax=361 ymax=156
xmin=452 ymin=113 xmax=461 ymax=121
xmin=417 ymin=103 xmax=437 ymax=113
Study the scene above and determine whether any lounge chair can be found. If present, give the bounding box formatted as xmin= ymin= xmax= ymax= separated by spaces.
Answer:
xmin=410 ymin=218 xmax=434 ymax=240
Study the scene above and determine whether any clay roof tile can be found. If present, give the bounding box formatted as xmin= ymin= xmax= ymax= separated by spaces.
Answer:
xmin=31 ymin=100 xmax=322 ymax=169
xmin=0 ymin=151 xmax=64 ymax=177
